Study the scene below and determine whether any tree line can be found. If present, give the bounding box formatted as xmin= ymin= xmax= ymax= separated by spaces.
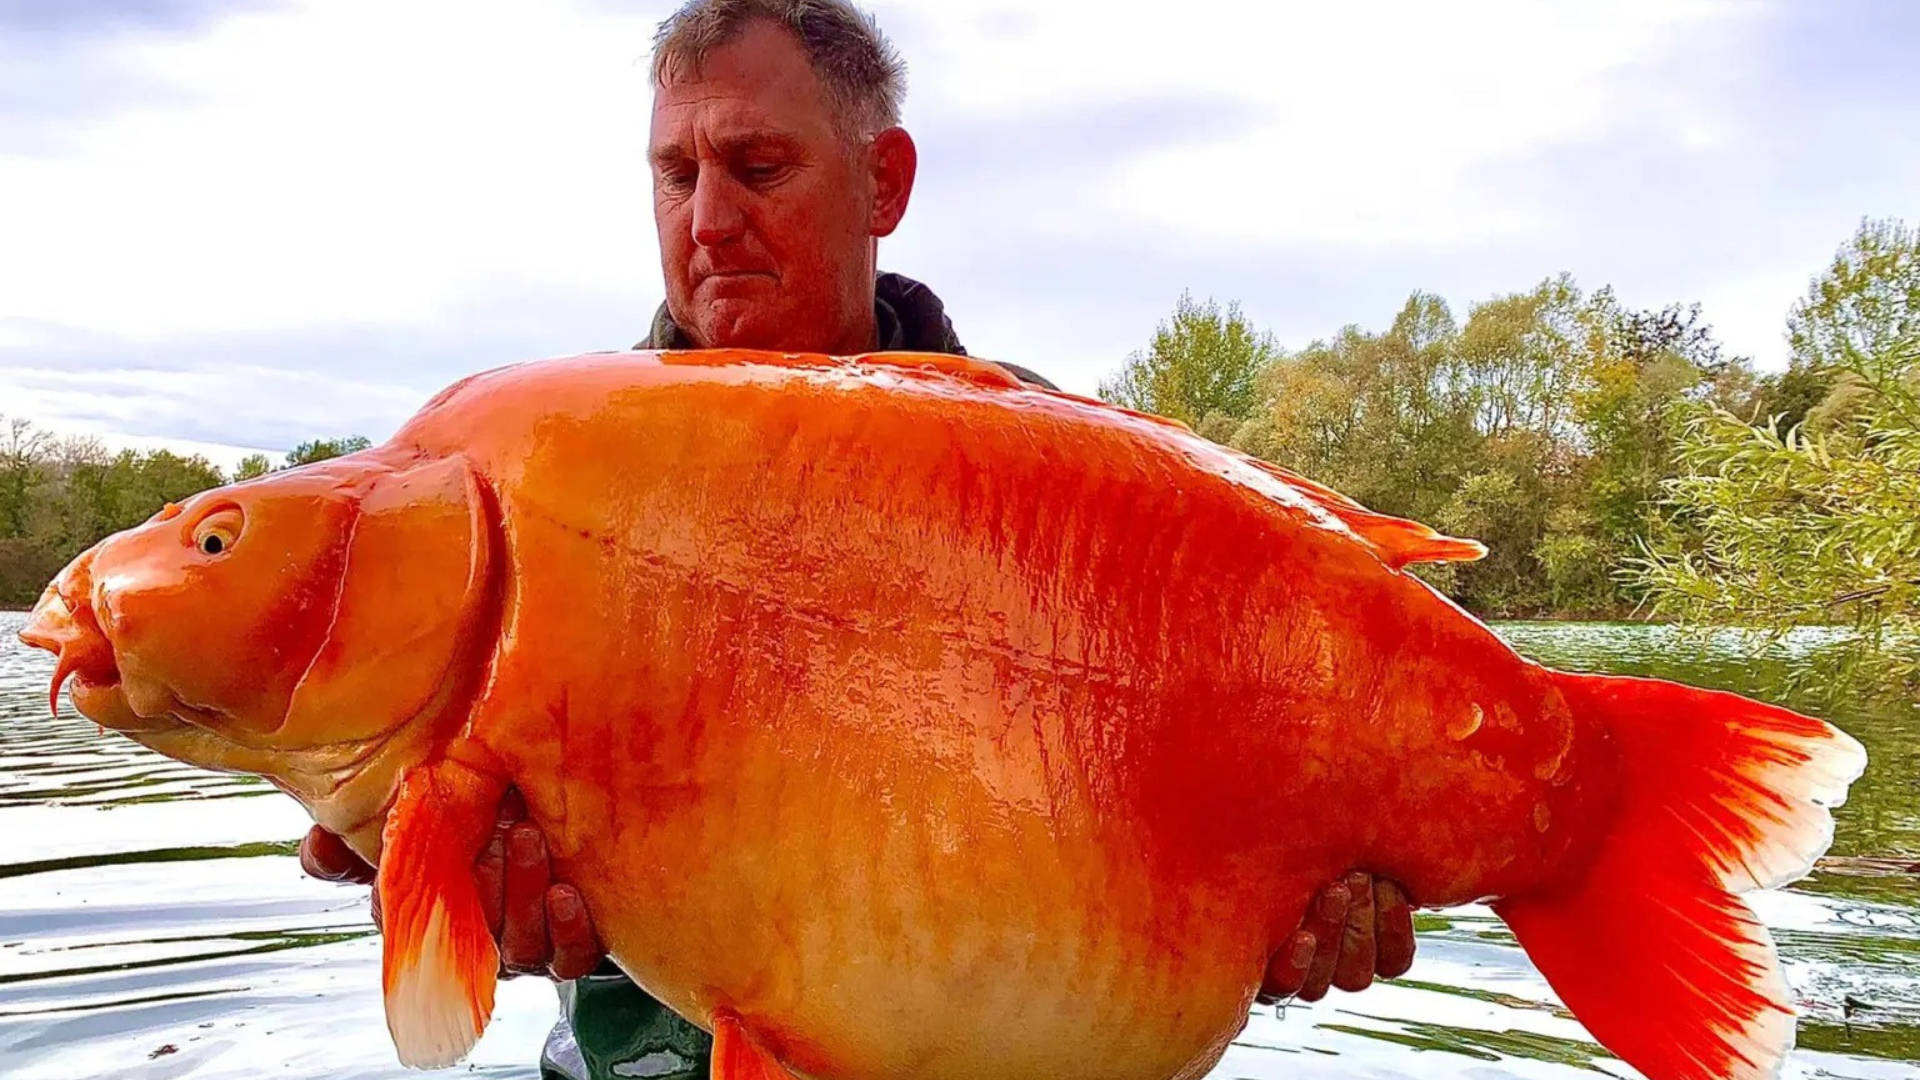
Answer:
xmin=5 ymin=219 xmax=1912 ymax=699
xmin=1100 ymin=216 xmax=1918 ymax=701
xmin=0 ymin=431 xmax=370 ymax=607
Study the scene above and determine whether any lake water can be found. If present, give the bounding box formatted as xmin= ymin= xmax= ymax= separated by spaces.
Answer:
xmin=1 ymin=612 xmax=1916 ymax=1079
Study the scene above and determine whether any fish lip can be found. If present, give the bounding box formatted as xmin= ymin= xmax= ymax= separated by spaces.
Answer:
xmin=17 ymin=584 xmax=73 ymax=655
xmin=21 ymin=578 xmax=130 ymax=722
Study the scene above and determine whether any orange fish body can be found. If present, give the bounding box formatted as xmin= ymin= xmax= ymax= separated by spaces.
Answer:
xmin=19 ymin=350 xmax=1867 ymax=1080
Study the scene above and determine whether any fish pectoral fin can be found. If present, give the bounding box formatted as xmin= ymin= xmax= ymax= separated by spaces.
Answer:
xmin=377 ymin=761 xmax=504 ymax=1069
xmin=711 ymin=1010 xmax=800 ymax=1080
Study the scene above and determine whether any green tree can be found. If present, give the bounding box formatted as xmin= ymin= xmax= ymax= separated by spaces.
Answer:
xmin=1454 ymin=274 xmax=1586 ymax=444
xmin=1626 ymin=218 xmax=1920 ymax=702
xmin=1755 ymin=361 xmax=1837 ymax=436
xmin=1787 ymin=216 xmax=1920 ymax=378
xmin=1242 ymin=291 xmax=1474 ymax=524
xmin=1215 ymin=284 xmax=1588 ymax=615
xmin=0 ymin=417 xmax=52 ymax=540
xmin=0 ymin=422 xmax=398 ymax=606
xmin=1099 ymin=293 xmax=1277 ymax=431
xmin=1569 ymin=290 xmax=1752 ymax=592
xmin=61 ymin=449 xmax=226 ymax=545
xmin=1754 ymin=217 xmax=1920 ymax=438
xmin=286 ymin=435 xmax=372 ymax=467
xmin=0 ymin=422 xmax=229 ymax=606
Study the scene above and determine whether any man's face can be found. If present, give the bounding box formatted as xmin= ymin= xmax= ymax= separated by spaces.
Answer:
xmin=649 ymin=20 xmax=911 ymax=354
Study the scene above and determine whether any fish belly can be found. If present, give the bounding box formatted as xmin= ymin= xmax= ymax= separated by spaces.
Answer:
xmin=447 ymin=359 xmax=1604 ymax=1076
xmin=553 ymin=740 xmax=1288 ymax=1080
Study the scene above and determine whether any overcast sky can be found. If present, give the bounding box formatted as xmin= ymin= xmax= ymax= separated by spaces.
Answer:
xmin=2 ymin=0 xmax=1916 ymax=470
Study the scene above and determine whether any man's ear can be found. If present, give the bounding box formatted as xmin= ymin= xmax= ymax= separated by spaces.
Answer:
xmin=870 ymin=126 xmax=917 ymax=238
xmin=280 ymin=455 xmax=496 ymax=748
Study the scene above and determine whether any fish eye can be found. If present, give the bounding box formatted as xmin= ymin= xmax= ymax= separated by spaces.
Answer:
xmin=190 ymin=507 xmax=245 ymax=557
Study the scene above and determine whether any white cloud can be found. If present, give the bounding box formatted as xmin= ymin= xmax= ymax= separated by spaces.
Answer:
xmin=3 ymin=361 xmax=424 ymax=468
xmin=0 ymin=0 xmax=664 ymax=341
xmin=900 ymin=0 xmax=1752 ymax=247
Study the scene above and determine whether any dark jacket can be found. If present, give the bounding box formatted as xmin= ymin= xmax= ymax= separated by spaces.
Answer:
xmin=634 ymin=270 xmax=1058 ymax=391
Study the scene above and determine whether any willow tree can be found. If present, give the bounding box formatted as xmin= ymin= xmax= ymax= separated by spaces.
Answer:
xmin=1625 ymin=218 xmax=1920 ymax=702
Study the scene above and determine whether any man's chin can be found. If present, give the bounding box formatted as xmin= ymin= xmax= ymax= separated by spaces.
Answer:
xmin=692 ymin=305 xmax=791 ymax=352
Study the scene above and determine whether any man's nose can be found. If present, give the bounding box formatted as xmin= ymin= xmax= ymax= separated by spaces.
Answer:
xmin=690 ymin=171 xmax=747 ymax=247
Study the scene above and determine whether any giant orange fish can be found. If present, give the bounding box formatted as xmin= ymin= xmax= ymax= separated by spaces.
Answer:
xmin=20 ymin=349 xmax=1865 ymax=1080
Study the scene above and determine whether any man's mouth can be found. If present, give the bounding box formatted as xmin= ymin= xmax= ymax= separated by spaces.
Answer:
xmin=699 ymin=267 xmax=775 ymax=283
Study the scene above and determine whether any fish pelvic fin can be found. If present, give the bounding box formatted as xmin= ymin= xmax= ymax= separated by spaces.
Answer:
xmin=378 ymin=762 xmax=504 ymax=1070
xmin=711 ymin=1010 xmax=802 ymax=1080
xmin=1493 ymin=672 xmax=1867 ymax=1080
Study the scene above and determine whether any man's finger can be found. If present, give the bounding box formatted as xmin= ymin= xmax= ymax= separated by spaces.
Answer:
xmin=477 ymin=788 xmax=527 ymax=942
xmin=547 ymin=885 xmax=604 ymax=982
xmin=1331 ymin=871 xmax=1377 ymax=992
xmin=475 ymin=826 xmax=509 ymax=941
xmin=1297 ymin=880 xmax=1350 ymax=1002
xmin=1374 ymin=879 xmax=1416 ymax=979
xmin=298 ymin=826 xmax=376 ymax=885
xmin=1257 ymin=930 xmax=1318 ymax=1003
xmin=498 ymin=822 xmax=551 ymax=976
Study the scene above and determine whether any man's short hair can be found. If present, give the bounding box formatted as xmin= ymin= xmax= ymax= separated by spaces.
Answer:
xmin=651 ymin=0 xmax=907 ymax=141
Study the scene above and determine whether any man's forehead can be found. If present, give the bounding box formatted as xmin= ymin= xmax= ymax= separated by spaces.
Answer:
xmin=648 ymin=97 xmax=814 ymax=155
xmin=647 ymin=21 xmax=836 ymax=148
xmin=648 ymin=125 xmax=803 ymax=164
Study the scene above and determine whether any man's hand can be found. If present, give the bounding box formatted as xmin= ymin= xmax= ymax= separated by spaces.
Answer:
xmin=1257 ymin=871 xmax=1416 ymax=1004
xmin=297 ymin=788 xmax=607 ymax=981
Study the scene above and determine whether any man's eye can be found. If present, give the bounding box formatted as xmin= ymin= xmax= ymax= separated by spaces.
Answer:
xmin=742 ymin=163 xmax=787 ymax=185
xmin=658 ymin=168 xmax=696 ymax=193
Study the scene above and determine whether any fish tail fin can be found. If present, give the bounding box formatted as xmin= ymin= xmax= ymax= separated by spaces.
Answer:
xmin=1492 ymin=671 xmax=1866 ymax=1080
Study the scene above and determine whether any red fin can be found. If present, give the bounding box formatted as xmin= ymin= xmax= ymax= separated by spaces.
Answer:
xmin=1494 ymin=673 xmax=1867 ymax=1080
xmin=711 ymin=1011 xmax=798 ymax=1080
xmin=1317 ymin=503 xmax=1486 ymax=569
xmin=1241 ymin=458 xmax=1486 ymax=568
xmin=378 ymin=763 xmax=503 ymax=1069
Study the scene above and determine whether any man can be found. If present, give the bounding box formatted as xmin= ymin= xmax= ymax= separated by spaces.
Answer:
xmin=301 ymin=2 xmax=1418 ymax=1077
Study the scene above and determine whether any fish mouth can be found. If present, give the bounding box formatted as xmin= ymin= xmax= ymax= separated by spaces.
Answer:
xmin=17 ymin=574 xmax=161 ymax=732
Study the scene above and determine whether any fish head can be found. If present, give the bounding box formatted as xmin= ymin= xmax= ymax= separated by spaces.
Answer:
xmin=17 ymin=451 xmax=497 ymax=839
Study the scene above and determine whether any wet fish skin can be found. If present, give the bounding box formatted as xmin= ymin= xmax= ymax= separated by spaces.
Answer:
xmin=19 ymin=349 xmax=1868 ymax=1080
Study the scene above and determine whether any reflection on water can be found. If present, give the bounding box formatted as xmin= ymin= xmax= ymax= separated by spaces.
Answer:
xmin=0 ymin=612 xmax=1915 ymax=1079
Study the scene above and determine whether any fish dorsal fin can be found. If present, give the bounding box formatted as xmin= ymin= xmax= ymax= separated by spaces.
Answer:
xmin=648 ymin=348 xmax=1484 ymax=570
xmin=1241 ymin=457 xmax=1486 ymax=569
